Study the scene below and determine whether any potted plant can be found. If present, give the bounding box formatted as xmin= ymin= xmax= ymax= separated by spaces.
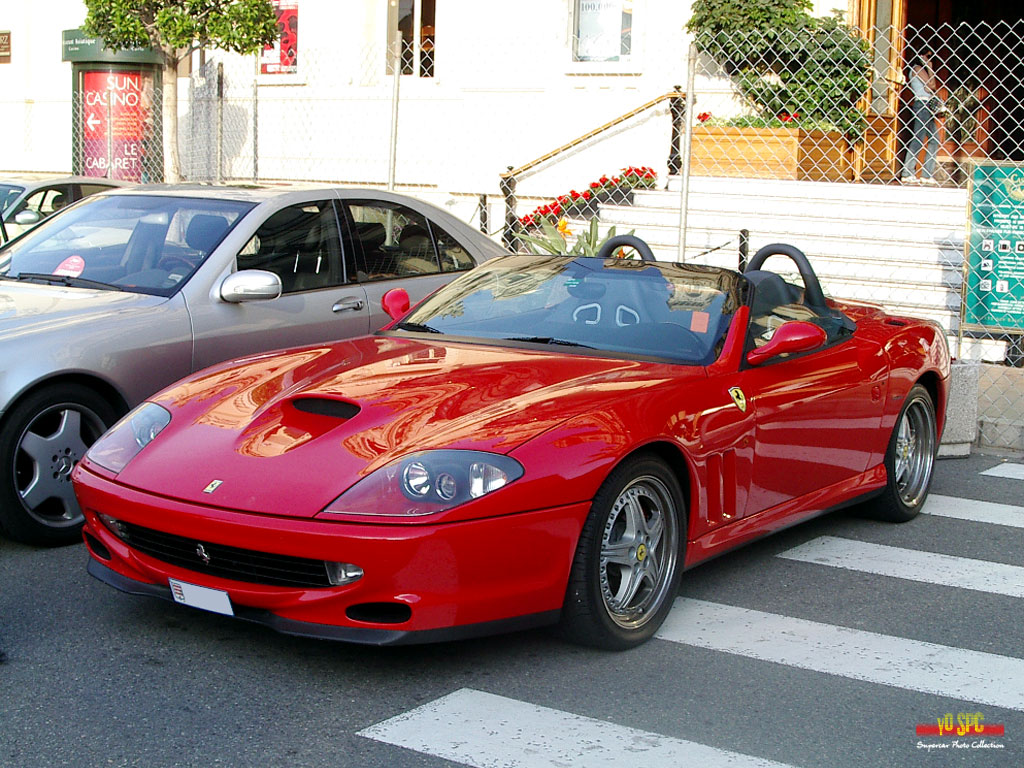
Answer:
xmin=687 ymin=0 xmax=871 ymax=182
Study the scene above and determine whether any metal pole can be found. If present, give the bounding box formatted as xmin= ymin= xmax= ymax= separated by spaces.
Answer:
xmin=677 ymin=43 xmax=698 ymax=262
xmin=387 ymin=31 xmax=402 ymax=192
xmin=479 ymin=193 xmax=489 ymax=234
xmin=216 ymin=62 xmax=224 ymax=184
xmin=252 ymin=54 xmax=259 ymax=184
xmin=738 ymin=228 xmax=749 ymax=272
xmin=501 ymin=170 xmax=518 ymax=251
xmin=667 ymin=85 xmax=683 ymax=177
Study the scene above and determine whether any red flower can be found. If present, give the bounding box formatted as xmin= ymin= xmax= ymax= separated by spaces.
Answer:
xmin=599 ymin=175 xmax=609 ymax=184
xmin=589 ymin=181 xmax=601 ymax=189
xmin=697 ymin=111 xmax=712 ymax=122
xmin=570 ymin=190 xmax=581 ymax=199
xmin=612 ymin=176 xmax=621 ymax=184
xmin=582 ymin=190 xmax=592 ymax=200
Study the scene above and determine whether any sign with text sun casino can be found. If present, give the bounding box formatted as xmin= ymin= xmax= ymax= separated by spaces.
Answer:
xmin=261 ymin=1 xmax=298 ymax=74
xmin=964 ymin=162 xmax=1024 ymax=331
xmin=80 ymin=70 xmax=155 ymax=182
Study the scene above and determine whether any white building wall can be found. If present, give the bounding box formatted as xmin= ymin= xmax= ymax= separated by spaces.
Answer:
xmin=0 ymin=1 xmax=85 ymax=173
xmin=0 ymin=0 xmax=860 ymax=191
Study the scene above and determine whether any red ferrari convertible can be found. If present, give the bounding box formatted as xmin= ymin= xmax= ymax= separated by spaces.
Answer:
xmin=74 ymin=237 xmax=949 ymax=649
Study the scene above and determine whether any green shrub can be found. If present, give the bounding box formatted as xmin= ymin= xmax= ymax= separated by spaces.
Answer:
xmin=689 ymin=2 xmax=871 ymax=139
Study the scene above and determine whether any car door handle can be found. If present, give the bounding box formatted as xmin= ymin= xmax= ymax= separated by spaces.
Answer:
xmin=332 ymin=298 xmax=365 ymax=313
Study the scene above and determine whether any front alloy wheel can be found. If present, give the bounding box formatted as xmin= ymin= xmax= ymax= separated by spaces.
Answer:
xmin=0 ymin=384 xmax=117 ymax=545
xmin=560 ymin=453 xmax=684 ymax=649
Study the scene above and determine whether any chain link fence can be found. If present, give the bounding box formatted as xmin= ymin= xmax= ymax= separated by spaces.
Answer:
xmin=60 ymin=19 xmax=1024 ymax=452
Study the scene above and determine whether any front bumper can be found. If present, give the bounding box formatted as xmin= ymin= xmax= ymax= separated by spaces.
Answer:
xmin=76 ymin=466 xmax=588 ymax=644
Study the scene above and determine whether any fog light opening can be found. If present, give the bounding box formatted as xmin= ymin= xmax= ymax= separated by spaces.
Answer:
xmin=98 ymin=513 xmax=130 ymax=542
xmin=325 ymin=561 xmax=364 ymax=587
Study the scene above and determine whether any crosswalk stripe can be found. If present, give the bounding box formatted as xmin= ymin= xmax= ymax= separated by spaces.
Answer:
xmin=358 ymin=688 xmax=796 ymax=768
xmin=656 ymin=599 xmax=1024 ymax=711
xmin=925 ymin=494 xmax=1024 ymax=528
xmin=776 ymin=536 xmax=1024 ymax=598
xmin=980 ymin=463 xmax=1024 ymax=480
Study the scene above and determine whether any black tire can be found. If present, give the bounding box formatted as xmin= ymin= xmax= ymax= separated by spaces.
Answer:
xmin=559 ymin=453 xmax=685 ymax=650
xmin=864 ymin=384 xmax=938 ymax=523
xmin=0 ymin=384 xmax=118 ymax=546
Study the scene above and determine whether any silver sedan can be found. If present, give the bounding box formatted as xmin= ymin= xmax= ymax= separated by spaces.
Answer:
xmin=0 ymin=185 xmax=506 ymax=544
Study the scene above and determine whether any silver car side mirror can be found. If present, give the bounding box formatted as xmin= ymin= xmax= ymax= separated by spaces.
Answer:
xmin=14 ymin=210 xmax=42 ymax=226
xmin=220 ymin=269 xmax=283 ymax=303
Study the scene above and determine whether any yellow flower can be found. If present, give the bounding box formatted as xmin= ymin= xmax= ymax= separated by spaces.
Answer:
xmin=556 ymin=218 xmax=573 ymax=238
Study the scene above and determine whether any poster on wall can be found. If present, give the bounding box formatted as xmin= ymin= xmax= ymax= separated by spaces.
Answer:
xmin=80 ymin=69 xmax=155 ymax=182
xmin=963 ymin=161 xmax=1024 ymax=332
xmin=261 ymin=1 xmax=298 ymax=74
xmin=575 ymin=0 xmax=624 ymax=61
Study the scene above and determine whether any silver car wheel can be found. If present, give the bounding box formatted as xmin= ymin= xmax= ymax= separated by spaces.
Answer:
xmin=598 ymin=475 xmax=679 ymax=630
xmin=892 ymin=394 xmax=936 ymax=508
xmin=14 ymin=401 xmax=106 ymax=528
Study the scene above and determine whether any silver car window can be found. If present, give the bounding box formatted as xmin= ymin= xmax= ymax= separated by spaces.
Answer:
xmin=0 ymin=195 xmax=254 ymax=296
xmin=235 ymin=200 xmax=344 ymax=294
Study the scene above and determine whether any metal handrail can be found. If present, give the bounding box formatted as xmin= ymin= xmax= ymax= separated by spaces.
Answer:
xmin=501 ymin=87 xmax=684 ymax=180
xmin=500 ymin=86 xmax=686 ymax=249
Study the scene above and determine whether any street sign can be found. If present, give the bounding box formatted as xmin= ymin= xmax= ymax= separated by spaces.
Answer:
xmin=963 ymin=161 xmax=1024 ymax=332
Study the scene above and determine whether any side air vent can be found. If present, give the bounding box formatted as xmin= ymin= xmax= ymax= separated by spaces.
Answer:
xmin=292 ymin=398 xmax=360 ymax=419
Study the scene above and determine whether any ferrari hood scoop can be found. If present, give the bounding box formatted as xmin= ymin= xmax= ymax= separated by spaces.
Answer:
xmin=292 ymin=397 xmax=360 ymax=420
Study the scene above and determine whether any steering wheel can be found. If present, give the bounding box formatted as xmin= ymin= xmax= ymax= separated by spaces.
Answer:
xmin=595 ymin=235 xmax=656 ymax=261
xmin=156 ymin=254 xmax=196 ymax=274
xmin=744 ymin=243 xmax=828 ymax=313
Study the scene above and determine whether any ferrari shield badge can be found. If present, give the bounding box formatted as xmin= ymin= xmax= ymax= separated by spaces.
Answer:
xmin=203 ymin=480 xmax=224 ymax=494
xmin=728 ymin=387 xmax=747 ymax=413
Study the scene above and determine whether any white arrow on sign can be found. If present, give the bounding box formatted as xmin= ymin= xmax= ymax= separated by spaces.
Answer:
xmin=86 ymin=113 xmax=101 ymax=131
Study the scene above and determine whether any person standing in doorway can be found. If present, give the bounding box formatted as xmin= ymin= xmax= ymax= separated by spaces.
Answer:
xmin=901 ymin=50 xmax=943 ymax=185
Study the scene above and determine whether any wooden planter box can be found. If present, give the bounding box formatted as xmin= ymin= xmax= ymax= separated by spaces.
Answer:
xmin=691 ymin=126 xmax=852 ymax=182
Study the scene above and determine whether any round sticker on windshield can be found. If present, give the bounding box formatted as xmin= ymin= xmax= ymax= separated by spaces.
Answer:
xmin=53 ymin=255 xmax=86 ymax=278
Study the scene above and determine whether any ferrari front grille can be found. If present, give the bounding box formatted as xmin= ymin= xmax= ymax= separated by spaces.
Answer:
xmin=121 ymin=522 xmax=333 ymax=588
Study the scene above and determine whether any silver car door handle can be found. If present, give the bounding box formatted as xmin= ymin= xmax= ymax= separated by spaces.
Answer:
xmin=332 ymin=297 xmax=366 ymax=313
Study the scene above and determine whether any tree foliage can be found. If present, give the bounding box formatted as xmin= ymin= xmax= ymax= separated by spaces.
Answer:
xmin=688 ymin=0 xmax=871 ymax=138
xmin=83 ymin=0 xmax=279 ymax=60
xmin=82 ymin=0 xmax=279 ymax=181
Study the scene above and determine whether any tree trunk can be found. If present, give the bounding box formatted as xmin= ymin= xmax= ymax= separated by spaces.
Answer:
xmin=162 ymin=58 xmax=181 ymax=183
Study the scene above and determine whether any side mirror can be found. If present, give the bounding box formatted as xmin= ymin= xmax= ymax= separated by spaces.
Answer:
xmin=746 ymin=320 xmax=827 ymax=366
xmin=14 ymin=210 xmax=42 ymax=226
xmin=220 ymin=269 xmax=283 ymax=303
xmin=381 ymin=287 xmax=410 ymax=320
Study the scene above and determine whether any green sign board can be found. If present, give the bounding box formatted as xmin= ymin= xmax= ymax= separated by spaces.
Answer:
xmin=963 ymin=162 xmax=1024 ymax=331
xmin=61 ymin=29 xmax=161 ymax=65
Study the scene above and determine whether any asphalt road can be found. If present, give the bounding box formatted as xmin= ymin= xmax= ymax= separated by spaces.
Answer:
xmin=2 ymin=452 xmax=1021 ymax=768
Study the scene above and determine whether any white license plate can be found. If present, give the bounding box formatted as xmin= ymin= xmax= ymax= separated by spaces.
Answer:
xmin=168 ymin=578 xmax=234 ymax=616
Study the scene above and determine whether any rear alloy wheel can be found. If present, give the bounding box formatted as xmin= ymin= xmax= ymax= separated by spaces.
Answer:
xmin=0 ymin=384 xmax=117 ymax=546
xmin=560 ymin=454 xmax=684 ymax=650
xmin=867 ymin=384 xmax=937 ymax=523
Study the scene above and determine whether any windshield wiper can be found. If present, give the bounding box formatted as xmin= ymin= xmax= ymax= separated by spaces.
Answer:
xmin=505 ymin=336 xmax=594 ymax=349
xmin=11 ymin=272 xmax=125 ymax=291
xmin=395 ymin=321 xmax=443 ymax=334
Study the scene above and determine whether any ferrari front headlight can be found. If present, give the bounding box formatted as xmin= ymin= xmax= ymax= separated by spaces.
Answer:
xmin=321 ymin=450 xmax=524 ymax=518
xmin=85 ymin=402 xmax=171 ymax=474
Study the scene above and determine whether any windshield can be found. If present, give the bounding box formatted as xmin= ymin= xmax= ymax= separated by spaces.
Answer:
xmin=0 ymin=194 xmax=255 ymax=296
xmin=391 ymin=254 xmax=742 ymax=365
xmin=0 ymin=184 xmax=25 ymax=214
